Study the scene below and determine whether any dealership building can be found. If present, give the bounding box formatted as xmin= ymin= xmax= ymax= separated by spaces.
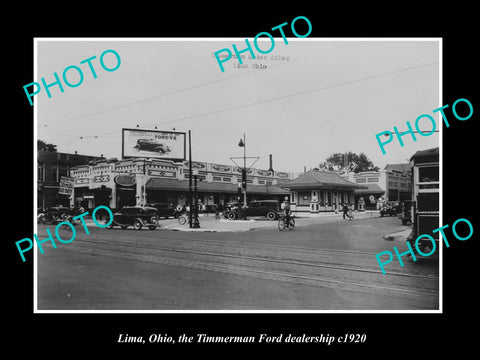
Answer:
xmin=69 ymin=157 xmax=297 ymax=211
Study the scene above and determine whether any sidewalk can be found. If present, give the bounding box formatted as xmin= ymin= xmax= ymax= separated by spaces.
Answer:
xmin=382 ymin=228 xmax=412 ymax=241
xmin=162 ymin=217 xmax=275 ymax=232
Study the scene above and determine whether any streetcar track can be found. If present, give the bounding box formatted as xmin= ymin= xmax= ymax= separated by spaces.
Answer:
xmin=71 ymin=236 xmax=438 ymax=280
xmin=61 ymin=243 xmax=438 ymax=298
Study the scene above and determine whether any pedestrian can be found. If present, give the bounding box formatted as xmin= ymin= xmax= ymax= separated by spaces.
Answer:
xmin=348 ymin=203 xmax=354 ymax=220
xmin=342 ymin=203 xmax=349 ymax=220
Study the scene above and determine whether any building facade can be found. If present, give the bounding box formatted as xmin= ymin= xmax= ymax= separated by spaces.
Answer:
xmin=37 ymin=151 xmax=104 ymax=209
xmin=338 ymin=163 xmax=412 ymax=210
xmin=70 ymin=157 xmax=294 ymax=211
xmin=284 ymin=169 xmax=367 ymax=213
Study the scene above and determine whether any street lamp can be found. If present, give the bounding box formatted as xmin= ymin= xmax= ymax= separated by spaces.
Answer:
xmin=238 ymin=134 xmax=247 ymax=220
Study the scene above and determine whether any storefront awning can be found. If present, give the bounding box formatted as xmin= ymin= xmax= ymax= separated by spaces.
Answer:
xmin=145 ymin=178 xmax=289 ymax=195
xmin=353 ymin=183 xmax=385 ymax=194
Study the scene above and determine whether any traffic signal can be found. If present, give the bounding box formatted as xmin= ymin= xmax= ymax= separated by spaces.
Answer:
xmin=241 ymin=168 xmax=247 ymax=189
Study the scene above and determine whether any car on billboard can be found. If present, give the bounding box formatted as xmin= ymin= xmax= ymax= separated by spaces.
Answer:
xmin=133 ymin=139 xmax=171 ymax=155
xmin=107 ymin=206 xmax=159 ymax=230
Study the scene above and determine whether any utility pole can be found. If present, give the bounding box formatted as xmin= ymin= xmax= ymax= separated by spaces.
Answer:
xmin=188 ymin=130 xmax=192 ymax=228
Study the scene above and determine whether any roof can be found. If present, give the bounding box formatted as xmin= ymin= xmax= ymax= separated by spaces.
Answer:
xmin=281 ymin=169 xmax=368 ymax=190
xmin=410 ymin=147 xmax=439 ymax=164
xmin=145 ymin=178 xmax=288 ymax=195
xmin=353 ymin=183 xmax=385 ymax=194
xmin=384 ymin=163 xmax=411 ymax=173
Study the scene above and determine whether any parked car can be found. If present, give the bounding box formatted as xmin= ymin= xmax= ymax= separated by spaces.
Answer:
xmin=380 ymin=201 xmax=401 ymax=217
xmin=226 ymin=200 xmax=280 ymax=220
xmin=222 ymin=202 xmax=238 ymax=218
xmin=107 ymin=206 xmax=159 ymax=230
xmin=38 ymin=206 xmax=75 ymax=224
xmin=145 ymin=202 xmax=176 ymax=219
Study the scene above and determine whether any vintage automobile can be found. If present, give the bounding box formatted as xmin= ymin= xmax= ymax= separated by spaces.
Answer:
xmin=379 ymin=201 xmax=401 ymax=217
xmin=145 ymin=202 xmax=176 ymax=219
xmin=37 ymin=206 xmax=76 ymax=224
xmin=133 ymin=139 xmax=171 ymax=154
xmin=107 ymin=206 xmax=159 ymax=230
xmin=226 ymin=200 xmax=279 ymax=220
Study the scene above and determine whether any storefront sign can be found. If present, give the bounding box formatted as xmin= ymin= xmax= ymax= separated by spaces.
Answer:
xmin=75 ymin=178 xmax=90 ymax=185
xmin=257 ymin=169 xmax=273 ymax=176
xmin=211 ymin=164 xmax=232 ymax=172
xmin=94 ymin=175 xmax=110 ymax=182
xmin=122 ymin=128 xmax=186 ymax=160
xmin=114 ymin=174 xmax=136 ymax=187
xmin=184 ymin=161 xmax=206 ymax=169
xmin=58 ymin=176 xmax=74 ymax=195
xmin=148 ymin=169 xmax=176 ymax=178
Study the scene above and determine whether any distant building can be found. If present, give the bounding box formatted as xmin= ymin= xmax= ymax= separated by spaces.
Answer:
xmin=37 ymin=151 xmax=104 ymax=209
xmin=338 ymin=163 xmax=412 ymax=209
xmin=282 ymin=169 xmax=367 ymax=213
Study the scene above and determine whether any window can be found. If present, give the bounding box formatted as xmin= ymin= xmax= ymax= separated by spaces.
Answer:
xmin=223 ymin=177 xmax=232 ymax=182
xmin=367 ymin=178 xmax=379 ymax=182
xmin=212 ymin=176 xmax=222 ymax=182
xmin=355 ymin=178 xmax=366 ymax=183
xmin=38 ymin=165 xmax=44 ymax=181
xmin=51 ymin=167 xmax=58 ymax=182
xmin=419 ymin=166 xmax=439 ymax=183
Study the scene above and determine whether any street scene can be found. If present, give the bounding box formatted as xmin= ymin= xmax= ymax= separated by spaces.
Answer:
xmin=37 ymin=212 xmax=438 ymax=310
xmin=35 ymin=39 xmax=440 ymax=311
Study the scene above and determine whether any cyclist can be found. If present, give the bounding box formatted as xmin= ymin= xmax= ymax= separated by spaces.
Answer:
xmin=283 ymin=198 xmax=292 ymax=228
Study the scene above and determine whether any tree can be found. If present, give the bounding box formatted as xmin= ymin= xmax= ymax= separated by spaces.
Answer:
xmin=319 ymin=152 xmax=379 ymax=173
xmin=38 ymin=139 xmax=57 ymax=152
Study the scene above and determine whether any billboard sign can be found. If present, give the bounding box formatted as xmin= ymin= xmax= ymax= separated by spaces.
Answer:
xmin=122 ymin=128 xmax=186 ymax=160
xmin=58 ymin=176 xmax=74 ymax=196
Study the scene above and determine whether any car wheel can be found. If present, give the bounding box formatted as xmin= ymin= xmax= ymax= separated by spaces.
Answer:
xmin=227 ymin=211 xmax=237 ymax=220
xmin=133 ymin=219 xmax=143 ymax=230
xmin=266 ymin=211 xmax=277 ymax=221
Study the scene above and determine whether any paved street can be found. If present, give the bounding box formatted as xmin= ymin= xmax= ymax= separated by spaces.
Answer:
xmin=36 ymin=214 xmax=439 ymax=311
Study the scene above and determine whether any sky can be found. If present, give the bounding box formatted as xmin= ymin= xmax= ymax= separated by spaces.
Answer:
xmin=36 ymin=39 xmax=440 ymax=173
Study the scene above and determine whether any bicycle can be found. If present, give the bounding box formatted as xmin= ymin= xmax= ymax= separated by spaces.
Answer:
xmin=178 ymin=212 xmax=190 ymax=225
xmin=278 ymin=214 xmax=295 ymax=231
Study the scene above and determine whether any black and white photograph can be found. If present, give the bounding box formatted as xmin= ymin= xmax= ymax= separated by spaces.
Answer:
xmin=34 ymin=38 xmax=440 ymax=311
xmin=7 ymin=6 xmax=478 ymax=355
